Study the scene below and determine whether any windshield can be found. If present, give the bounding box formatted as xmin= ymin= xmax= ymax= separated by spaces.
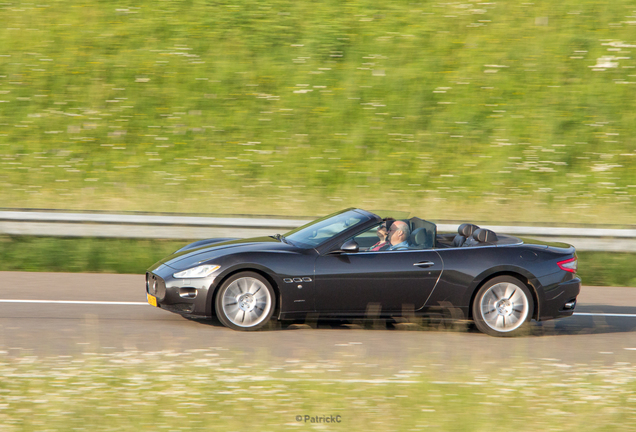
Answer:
xmin=284 ymin=209 xmax=369 ymax=248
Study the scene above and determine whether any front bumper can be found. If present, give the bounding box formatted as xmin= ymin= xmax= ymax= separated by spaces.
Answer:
xmin=146 ymin=267 xmax=216 ymax=318
xmin=539 ymin=277 xmax=581 ymax=321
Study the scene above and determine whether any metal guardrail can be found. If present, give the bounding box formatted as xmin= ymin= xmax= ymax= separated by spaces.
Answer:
xmin=1 ymin=211 xmax=635 ymax=252
xmin=0 ymin=211 xmax=308 ymax=242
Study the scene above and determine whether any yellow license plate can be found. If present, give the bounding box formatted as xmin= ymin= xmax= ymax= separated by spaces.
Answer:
xmin=147 ymin=293 xmax=157 ymax=307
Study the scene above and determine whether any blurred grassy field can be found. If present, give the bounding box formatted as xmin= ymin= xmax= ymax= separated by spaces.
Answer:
xmin=1 ymin=1 xmax=636 ymax=223
xmin=1 ymin=350 xmax=635 ymax=431
xmin=0 ymin=235 xmax=633 ymax=286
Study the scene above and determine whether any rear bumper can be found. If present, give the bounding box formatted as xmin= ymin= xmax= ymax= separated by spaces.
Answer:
xmin=539 ymin=277 xmax=581 ymax=321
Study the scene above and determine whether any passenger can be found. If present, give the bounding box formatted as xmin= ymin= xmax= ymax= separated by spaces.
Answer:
xmin=387 ymin=221 xmax=410 ymax=250
xmin=369 ymin=218 xmax=394 ymax=251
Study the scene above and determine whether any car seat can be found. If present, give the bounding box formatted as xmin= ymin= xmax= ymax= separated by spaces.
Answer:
xmin=409 ymin=227 xmax=430 ymax=248
xmin=452 ymin=223 xmax=479 ymax=247
xmin=472 ymin=228 xmax=498 ymax=244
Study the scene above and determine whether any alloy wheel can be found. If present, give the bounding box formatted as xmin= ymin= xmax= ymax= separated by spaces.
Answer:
xmin=480 ymin=282 xmax=530 ymax=333
xmin=221 ymin=277 xmax=273 ymax=328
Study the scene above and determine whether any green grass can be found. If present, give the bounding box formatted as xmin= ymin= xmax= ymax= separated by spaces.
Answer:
xmin=577 ymin=251 xmax=636 ymax=287
xmin=0 ymin=235 xmax=634 ymax=287
xmin=0 ymin=236 xmax=183 ymax=274
xmin=1 ymin=1 xmax=636 ymax=223
xmin=0 ymin=350 xmax=635 ymax=431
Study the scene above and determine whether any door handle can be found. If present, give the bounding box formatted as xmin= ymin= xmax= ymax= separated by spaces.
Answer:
xmin=414 ymin=261 xmax=434 ymax=268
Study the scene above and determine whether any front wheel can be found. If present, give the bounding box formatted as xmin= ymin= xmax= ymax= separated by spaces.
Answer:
xmin=472 ymin=276 xmax=534 ymax=337
xmin=215 ymin=272 xmax=275 ymax=331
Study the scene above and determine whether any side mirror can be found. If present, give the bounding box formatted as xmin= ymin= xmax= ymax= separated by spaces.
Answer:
xmin=333 ymin=239 xmax=359 ymax=254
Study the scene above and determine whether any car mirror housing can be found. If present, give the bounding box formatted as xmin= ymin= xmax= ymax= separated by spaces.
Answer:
xmin=336 ymin=239 xmax=359 ymax=254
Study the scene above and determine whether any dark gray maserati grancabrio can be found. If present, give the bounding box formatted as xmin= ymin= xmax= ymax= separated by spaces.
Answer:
xmin=146 ymin=208 xmax=580 ymax=336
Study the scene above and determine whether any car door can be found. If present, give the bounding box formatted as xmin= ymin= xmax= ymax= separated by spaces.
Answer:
xmin=313 ymin=249 xmax=443 ymax=314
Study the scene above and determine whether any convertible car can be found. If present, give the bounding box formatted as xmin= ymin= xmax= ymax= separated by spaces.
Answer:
xmin=146 ymin=208 xmax=580 ymax=336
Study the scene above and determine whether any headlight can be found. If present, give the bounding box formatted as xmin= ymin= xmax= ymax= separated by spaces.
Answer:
xmin=173 ymin=264 xmax=221 ymax=279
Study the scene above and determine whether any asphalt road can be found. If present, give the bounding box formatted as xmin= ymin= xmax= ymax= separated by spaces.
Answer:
xmin=2 ymin=271 xmax=636 ymax=365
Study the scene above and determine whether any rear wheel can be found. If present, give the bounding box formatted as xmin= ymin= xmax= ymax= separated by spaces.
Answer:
xmin=472 ymin=276 xmax=534 ymax=337
xmin=215 ymin=272 xmax=275 ymax=331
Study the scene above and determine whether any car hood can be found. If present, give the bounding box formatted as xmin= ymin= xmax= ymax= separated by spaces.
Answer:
xmin=150 ymin=236 xmax=300 ymax=271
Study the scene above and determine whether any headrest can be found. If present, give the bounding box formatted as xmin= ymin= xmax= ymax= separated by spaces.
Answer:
xmin=410 ymin=227 xmax=428 ymax=246
xmin=458 ymin=223 xmax=480 ymax=237
xmin=473 ymin=228 xmax=498 ymax=243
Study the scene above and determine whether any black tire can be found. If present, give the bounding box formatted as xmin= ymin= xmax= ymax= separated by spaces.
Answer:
xmin=215 ymin=272 xmax=276 ymax=331
xmin=472 ymin=276 xmax=534 ymax=337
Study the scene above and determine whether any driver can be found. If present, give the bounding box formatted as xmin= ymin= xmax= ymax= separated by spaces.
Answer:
xmin=387 ymin=221 xmax=410 ymax=250
xmin=369 ymin=218 xmax=394 ymax=251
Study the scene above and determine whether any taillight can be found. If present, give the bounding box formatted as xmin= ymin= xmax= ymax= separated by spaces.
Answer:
xmin=557 ymin=257 xmax=577 ymax=273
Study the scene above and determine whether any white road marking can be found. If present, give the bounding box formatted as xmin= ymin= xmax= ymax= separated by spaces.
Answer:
xmin=574 ymin=312 xmax=636 ymax=318
xmin=0 ymin=299 xmax=148 ymax=306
